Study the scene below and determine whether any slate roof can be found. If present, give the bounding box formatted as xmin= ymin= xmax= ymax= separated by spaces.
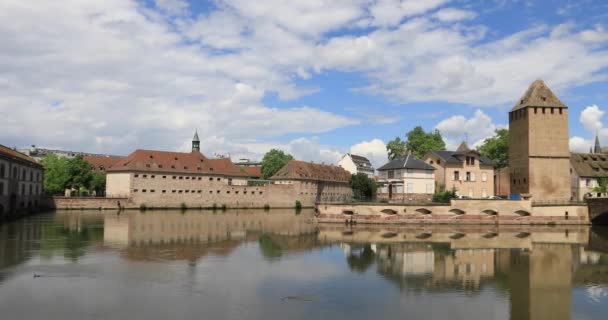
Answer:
xmin=107 ymin=149 xmax=247 ymax=177
xmin=512 ymin=79 xmax=567 ymax=111
xmin=428 ymin=150 xmax=493 ymax=166
xmin=0 ymin=144 xmax=42 ymax=167
xmin=377 ymin=154 xmax=435 ymax=171
xmin=571 ymin=153 xmax=608 ymax=178
xmin=348 ymin=153 xmax=374 ymax=170
xmin=270 ymin=160 xmax=351 ymax=183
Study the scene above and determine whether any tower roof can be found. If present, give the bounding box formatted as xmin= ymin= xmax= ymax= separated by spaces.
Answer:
xmin=511 ymin=79 xmax=567 ymax=111
xmin=456 ymin=142 xmax=470 ymax=152
xmin=595 ymin=134 xmax=601 ymax=153
xmin=192 ymin=130 xmax=200 ymax=142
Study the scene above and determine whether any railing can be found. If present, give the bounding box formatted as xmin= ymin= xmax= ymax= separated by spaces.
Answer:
xmin=532 ymin=200 xmax=586 ymax=206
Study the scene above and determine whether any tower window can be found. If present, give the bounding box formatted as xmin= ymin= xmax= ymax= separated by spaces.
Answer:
xmin=534 ymin=107 xmax=537 ymax=114
xmin=559 ymin=108 xmax=563 ymax=115
xmin=551 ymin=108 xmax=554 ymax=114
xmin=542 ymin=108 xmax=546 ymax=114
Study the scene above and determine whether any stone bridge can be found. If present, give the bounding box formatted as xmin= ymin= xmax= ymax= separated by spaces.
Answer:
xmin=585 ymin=198 xmax=608 ymax=224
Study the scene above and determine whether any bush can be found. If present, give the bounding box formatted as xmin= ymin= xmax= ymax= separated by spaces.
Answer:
xmin=139 ymin=204 xmax=147 ymax=212
xmin=221 ymin=204 xmax=227 ymax=211
xmin=432 ymin=189 xmax=457 ymax=203
xmin=295 ymin=200 xmax=302 ymax=210
xmin=212 ymin=203 xmax=218 ymax=211
xmin=264 ymin=204 xmax=270 ymax=211
xmin=180 ymin=202 xmax=188 ymax=211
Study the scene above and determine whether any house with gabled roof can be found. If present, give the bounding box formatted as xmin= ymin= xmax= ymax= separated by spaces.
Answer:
xmin=423 ymin=142 xmax=494 ymax=198
xmin=376 ymin=154 xmax=436 ymax=201
xmin=338 ymin=153 xmax=375 ymax=177
xmin=570 ymin=150 xmax=608 ymax=200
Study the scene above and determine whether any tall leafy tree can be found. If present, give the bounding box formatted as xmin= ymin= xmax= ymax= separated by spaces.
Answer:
xmin=66 ymin=156 xmax=93 ymax=190
xmin=261 ymin=149 xmax=294 ymax=179
xmin=405 ymin=126 xmax=446 ymax=158
xmin=477 ymin=129 xmax=509 ymax=169
xmin=90 ymin=173 xmax=107 ymax=195
xmin=41 ymin=154 xmax=71 ymax=194
xmin=386 ymin=137 xmax=407 ymax=160
xmin=350 ymin=173 xmax=377 ymax=200
xmin=593 ymin=177 xmax=608 ymax=193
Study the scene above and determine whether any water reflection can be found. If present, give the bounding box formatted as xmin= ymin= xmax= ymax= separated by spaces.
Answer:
xmin=0 ymin=210 xmax=607 ymax=319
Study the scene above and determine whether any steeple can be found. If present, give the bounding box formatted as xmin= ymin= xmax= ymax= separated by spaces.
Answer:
xmin=456 ymin=141 xmax=470 ymax=152
xmin=192 ymin=130 xmax=200 ymax=153
xmin=594 ymin=133 xmax=601 ymax=153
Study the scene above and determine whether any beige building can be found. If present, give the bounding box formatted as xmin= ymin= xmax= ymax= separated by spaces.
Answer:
xmin=338 ymin=153 xmax=375 ymax=178
xmin=570 ymin=152 xmax=608 ymax=200
xmin=509 ymin=80 xmax=571 ymax=200
xmin=377 ymin=154 xmax=436 ymax=201
xmin=0 ymin=144 xmax=44 ymax=220
xmin=424 ymin=143 xmax=494 ymax=198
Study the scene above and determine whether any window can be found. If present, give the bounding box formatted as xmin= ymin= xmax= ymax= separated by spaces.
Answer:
xmin=406 ymin=183 xmax=414 ymax=193
xmin=551 ymin=108 xmax=554 ymax=114
xmin=430 ymin=160 xmax=434 ymax=165
xmin=185 ymin=190 xmax=189 ymax=193
xmin=150 ymin=190 xmax=155 ymax=193
xmin=466 ymin=172 xmax=471 ymax=181
xmin=179 ymin=176 xmax=183 ymax=180
xmin=172 ymin=176 xmax=176 ymax=179
xmin=259 ymin=191 xmax=263 ymax=195
xmin=454 ymin=171 xmax=460 ymax=181
xmin=482 ymin=172 xmax=487 ymax=182
xmin=437 ymin=160 xmax=440 ymax=165
xmin=388 ymin=170 xmax=395 ymax=179
xmin=178 ymin=190 xmax=183 ymax=193
xmin=0 ymin=163 xmax=4 ymax=177
xmin=217 ymin=190 xmax=220 ymax=193
xmin=162 ymin=190 xmax=166 ymax=193
xmin=0 ymin=182 xmax=4 ymax=196
xmin=186 ymin=177 xmax=190 ymax=180
xmin=143 ymin=175 xmax=147 ymax=178
xmin=426 ymin=183 xmax=433 ymax=194
xmin=198 ymin=177 xmax=202 ymax=180
xmin=134 ymin=189 xmax=138 ymax=192
xmin=22 ymin=169 xmax=25 ymax=180
xmin=586 ymin=179 xmax=592 ymax=187
xmin=217 ymin=178 xmax=221 ymax=181
xmin=142 ymin=189 xmax=147 ymax=193
xmin=163 ymin=176 xmax=167 ymax=179
xmin=29 ymin=171 xmax=33 ymax=181
xmin=172 ymin=190 xmax=176 ymax=193
xmin=534 ymin=107 xmax=538 ymax=114
xmin=559 ymin=108 xmax=563 ymax=115
xmin=482 ymin=188 xmax=487 ymax=198
xmin=151 ymin=175 xmax=155 ymax=178
xmin=209 ymin=177 xmax=213 ymax=181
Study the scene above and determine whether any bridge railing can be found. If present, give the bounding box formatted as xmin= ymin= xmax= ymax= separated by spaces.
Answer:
xmin=532 ymin=200 xmax=586 ymax=206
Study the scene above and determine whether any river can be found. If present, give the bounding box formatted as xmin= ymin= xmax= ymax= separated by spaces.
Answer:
xmin=0 ymin=209 xmax=607 ymax=319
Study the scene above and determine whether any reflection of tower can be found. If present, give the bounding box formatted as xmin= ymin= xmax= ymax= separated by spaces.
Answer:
xmin=508 ymin=244 xmax=572 ymax=320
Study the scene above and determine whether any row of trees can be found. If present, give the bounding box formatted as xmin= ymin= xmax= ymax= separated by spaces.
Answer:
xmin=41 ymin=155 xmax=105 ymax=196
xmin=387 ymin=127 xmax=509 ymax=169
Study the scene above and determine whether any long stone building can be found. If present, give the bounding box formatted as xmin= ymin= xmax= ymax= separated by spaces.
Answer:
xmin=104 ymin=135 xmax=352 ymax=208
xmin=509 ymin=80 xmax=571 ymax=200
xmin=0 ymin=145 xmax=44 ymax=220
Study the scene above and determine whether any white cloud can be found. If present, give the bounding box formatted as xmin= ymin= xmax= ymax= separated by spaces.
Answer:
xmin=570 ymin=136 xmax=592 ymax=153
xmin=580 ymin=105 xmax=605 ymax=133
xmin=349 ymin=139 xmax=388 ymax=168
xmin=434 ymin=8 xmax=477 ymax=22
xmin=369 ymin=0 xmax=449 ymax=27
xmin=154 ymin=0 xmax=189 ymax=16
xmin=435 ymin=110 xmax=502 ymax=150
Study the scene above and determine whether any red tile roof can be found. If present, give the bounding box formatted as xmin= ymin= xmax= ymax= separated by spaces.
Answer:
xmin=0 ymin=144 xmax=42 ymax=167
xmin=241 ymin=166 xmax=262 ymax=178
xmin=270 ymin=160 xmax=351 ymax=183
xmin=84 ymin=155 xmax=124 ymax=173
xmin=107 ymin=149 xmax=247 ymax=177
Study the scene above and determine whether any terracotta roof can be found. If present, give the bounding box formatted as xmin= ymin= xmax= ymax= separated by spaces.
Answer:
xmin=84 ymin=155 xmax=124 ymax=173
xmin=107 ymin=149 xmax=247 ymax=177
xmin=571 ymin=153 xmax=608 ymax=177
xmin=0 ymin=144 xmax=42 ymax=167
xmin=512 ymin=79 xmax=567 ymax=111
xmin=241 ymin=166 xmax=262 ymax=178
xmin=270 ymin=160 xmax=351 ymax=183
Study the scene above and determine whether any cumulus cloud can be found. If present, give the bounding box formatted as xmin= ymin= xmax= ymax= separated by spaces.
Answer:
xmin=580 ymin=105 xmax=605 ymax=133
xmin=349 ymin=139 xmax=388 ymax=168
xmin=434 ymin=8 xmax=477 ymax=22
xmin=571 ymin=104 xmax=608 ymax=152
xmin=570 ymin=136 xmax=592 ymax=153
xmin=435 ymin=110 xmax=503 ymax=150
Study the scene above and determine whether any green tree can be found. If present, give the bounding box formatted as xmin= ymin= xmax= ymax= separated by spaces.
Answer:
xmin=478 ymin=129 xmax=509 ymax=169
xmin=350 ymin=173 xmax=377 ymax=200
xmin=405 ymin=126 xmax=446 ymax=158
xmin=66 ymin=156 xmax=93 ymax=191
xmin=593 ymin=177 xmax=608 ymax=193
xmin=386 ymin=137 xmax=407 ymax=160
xmin=261 ymin=149 xmax=293 ymax=179
xmin=41 ymin=154 xmax=71 ymax=194
xmin=90 ymin=172 xmax=106 ymax=195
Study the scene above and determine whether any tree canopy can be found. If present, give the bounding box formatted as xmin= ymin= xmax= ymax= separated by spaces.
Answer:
xmin=477 ymin=129 xmax=509 ymax=169
xmin=350 ymin=173 xmax=377 ymax=200
xmin=261 ymin=149 xmax=293 ymax=179
xmin=405 ymin=126 xmax=446 ymax=159
xmin=386 ymin=137 xmax=407 ymax=160
xmin=41 ymin=155 xmax=94 ymax=195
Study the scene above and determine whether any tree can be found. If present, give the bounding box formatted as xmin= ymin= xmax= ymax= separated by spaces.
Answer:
xmin=593 ymin=177 xmax=608 ymax=193
xmin=386 ymin=137 xmax=407 ymax=160
xmin=41 ymin=154 xmax=71 ymax=194
xmin=261 ymin=149 xmax=294 ymax=179
xmin=90 ymin=172 xmax=106 ymax=196
xmin=478 ymin=129 xmax=509 ymax=169
xmin=350 ymin=173 xmax=377 ymax=200
xmin=66 ymin=156 xmax=93 ymax=191
xmin=405 ymin=126 xmax=446 ymax=159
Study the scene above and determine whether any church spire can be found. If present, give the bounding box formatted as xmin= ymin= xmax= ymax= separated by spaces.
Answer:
xmin=192 ymin=130 xmax=200 ymax=152
xmin=594 ymin=133 xmax=601 ymax=153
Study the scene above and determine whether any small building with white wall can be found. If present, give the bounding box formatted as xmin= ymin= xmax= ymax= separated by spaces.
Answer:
xmin=377 ymin=154 xmax=435 ymax=201
xmin=338 ymin=153 xmax=375 ymax=178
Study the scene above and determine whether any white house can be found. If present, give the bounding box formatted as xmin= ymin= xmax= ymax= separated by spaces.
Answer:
xmin=377 ymin=154 xmax=436 ymax=201
xmin=338 ymin=153 xmax=375 ymax=178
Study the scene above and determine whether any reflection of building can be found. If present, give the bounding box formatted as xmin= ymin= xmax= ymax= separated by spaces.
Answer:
xmin=432 ymin=248 xmax=495 ymax=290
xmin=424 ymin=142 xmax=494 ymax=198
xmin=0 ymin=145 xmax=44 ymax=219
xmin=338 ymin=154 xmax=375 ymax=178
xmin=509 ymin=80 xmax=571 ymax=200
xmin=377 ymin=155 xmax=435 ymax=201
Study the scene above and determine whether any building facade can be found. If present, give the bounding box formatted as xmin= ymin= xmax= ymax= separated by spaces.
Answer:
xmin=570 ymin=152 xmax=608 ymax=200
xmin=338 ymin=153 xmax=375 ymax=178
xmin=377 ymin=155 xmax=436 ymax=201
xmin=19 ymin=145 xmax=120 ymax=162
xmin=509 ymin=80 xmax=571 ymax=200
xmin=0 ymin=145 xmax=44 ymax=220
xmin=424 ymin=143 xmax=494 ymax=198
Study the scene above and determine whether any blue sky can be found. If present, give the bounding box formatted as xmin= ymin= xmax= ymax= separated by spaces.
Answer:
xmin=0 ymin=0 xmax=607 ymax=167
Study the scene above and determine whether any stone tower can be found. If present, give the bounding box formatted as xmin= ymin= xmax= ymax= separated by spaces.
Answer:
xmin=192 ymin=130 xmax=200 ymax=153
xmin=508 ymin=80 xmax=570 ymax=200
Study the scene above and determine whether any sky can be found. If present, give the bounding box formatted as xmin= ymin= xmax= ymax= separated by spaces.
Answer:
xmin=1 ymin=0 xmax=607 ymax=169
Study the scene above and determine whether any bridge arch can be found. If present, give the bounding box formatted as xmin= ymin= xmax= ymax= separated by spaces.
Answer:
xmin=415 ymin=232 xmax=432 ymax=239
xmin=381 ymin=209 xmax=397 ymax=215
xmin=514 ymin=210 xmax=531 ymax=216
xmin=342 ymin=210 xmax=354 ymax=215
xmin=449 ymin=232 xmax=465 ymax=239
xmin=381 ymin=232 xmax=398 ymax=238
xmin=483 ymin=232 xmax=498 ymax=239
xmin=483 ymin=209 xmax=498 ymax=216
xmin=449 ymin=209 xmax=465 ymax=215
xmin=591 ymin=211 xmax=608 ymax=225
xmin=415 ymin=208 xmax=432 ymax=215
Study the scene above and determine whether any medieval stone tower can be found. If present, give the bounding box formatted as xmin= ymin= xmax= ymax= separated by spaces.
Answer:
xmin=509 ymin=80 xmax=570 ymax=200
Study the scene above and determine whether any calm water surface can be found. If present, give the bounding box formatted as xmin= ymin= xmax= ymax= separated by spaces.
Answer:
xmin=1 ymin=209 xmax=608 ymax=320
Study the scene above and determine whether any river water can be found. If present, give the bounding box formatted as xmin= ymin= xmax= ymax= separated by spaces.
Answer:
xmin=0 ymin=209 xmax=607 ymax=320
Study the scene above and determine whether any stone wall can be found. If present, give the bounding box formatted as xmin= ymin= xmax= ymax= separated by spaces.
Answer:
xmin=51 ymin=197 xmax=129 ymax=210
xmin=316 ymin=199 xmax=589 ymax=225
